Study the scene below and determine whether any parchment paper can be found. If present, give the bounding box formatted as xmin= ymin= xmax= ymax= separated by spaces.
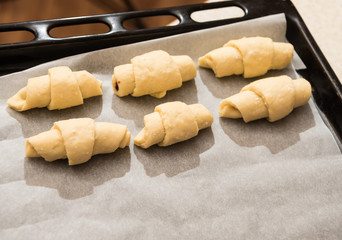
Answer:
xmin=1 ymin=14 xmax=342 ymax=240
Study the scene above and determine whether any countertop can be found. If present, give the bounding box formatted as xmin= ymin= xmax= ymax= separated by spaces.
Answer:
xmin=291 ymin=0 xmax=342 ymax=84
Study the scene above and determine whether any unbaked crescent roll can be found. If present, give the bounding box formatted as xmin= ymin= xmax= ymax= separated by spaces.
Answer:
xmin=25 ymin=118 xmax=131 ymax=165
xmin=7 ymin=66 xmax=102 ymax=111
xmin=112 ymin=50 xmax=197 ymax=98
xmin=219 ymin=75 xmax=311 ymax=122
xmin=199 ymin=36 xmax=294 ymax=78
xmin=134 ymin=101 xmax=213 ymax=148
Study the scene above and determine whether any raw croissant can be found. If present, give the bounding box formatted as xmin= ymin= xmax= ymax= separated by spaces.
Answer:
xmin=134 ymin=101 xmax=213 ymax=148
xmin=7 ymin=66 xmax=102 ymax=111
xmin=25 ymin=118 xmax=131 ymax=165
xmin=112 ymin=50 xmax=196 ymax=98
xmin=219 ymin=75 xmax=311 ymax=122
xmin=199 ymin=36 xmax=294 ymax=78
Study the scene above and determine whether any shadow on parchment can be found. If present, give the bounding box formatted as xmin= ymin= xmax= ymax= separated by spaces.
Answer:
xmin=7 ymin=96 xmax=103 ymax=138
xmin=198 ymin=68 xmax=250 ymax=99
xmin=198 ymin=67 xmax=298 ymax=99
xmin=24 ymin=148 xmax=130 ymax=200
xmin=111 ymin=80 xmax=198 ymax=127
xmin=219 ymin=103 xmax=315 ymax=154
xmin=134 ymin=127 xmax=215 ymax=178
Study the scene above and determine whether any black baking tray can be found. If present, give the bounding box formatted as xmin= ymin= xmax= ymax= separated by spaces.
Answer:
xmin=1 ymin=0 xmax=342 ymax=147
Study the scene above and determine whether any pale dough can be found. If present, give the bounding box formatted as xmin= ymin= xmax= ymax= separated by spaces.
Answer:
xmin=134 ymin=101 xmax=213 ymax=148
xmin=25 ymin=118 xmax=131 ymax=165
xmin=7 ymin=66 xmax=102 ymax=111
xmin=112 ymin=50 xmax=197 ymax=98
xmin=199 ymin=36 xmax=294 ymax=78
xmin=219 ymin=75 xmax=312 ymax=122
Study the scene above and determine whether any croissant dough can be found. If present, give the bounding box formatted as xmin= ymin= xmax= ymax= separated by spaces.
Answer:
xmin=198 ymin=37 xmax=294 ymax=78
xmin=219 ymin=75 xmax=311 ymax=122
xmin=112 ymin=50 xmax=197 ymax=98
xmin=25 ymin=118 xmax=131 ymax=165
xmin=7 ymin=66 xmax=102 ymax=111
xmin=134 ymin=101 xmax=213 ymax=148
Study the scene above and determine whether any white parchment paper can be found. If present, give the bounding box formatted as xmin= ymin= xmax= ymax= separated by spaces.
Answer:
xmin=1 ymin=14 xmax=342 ymax=240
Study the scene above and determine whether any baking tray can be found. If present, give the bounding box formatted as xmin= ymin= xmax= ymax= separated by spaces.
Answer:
xmin=0 ymin=0 xmax=341 ymax=148
xmin=2 ymin=1 xmax=342 ymax=237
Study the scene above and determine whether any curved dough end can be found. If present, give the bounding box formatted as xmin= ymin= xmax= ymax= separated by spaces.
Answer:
xmin=120 ymin=130 xmax=131 ymax=149
xmin=112 ymin=64 xmax=135 ymax=97
xmin=189 ymin=104 xmax=214 ymax=130
xmin=271 ymin=42 xmax=294 ymax=70
xmin=293 ymin=78 xmax=312 ymax=108
xmin=7 ymin=87 xmax=27 ymax=111
xmin=172 ymin=55 xmax=197 ymax=82
xmin=134 ymin=112 xmax=165 ymax=149
xmin=25 ymin=140 xmax=40 ymax=158
xmin=219 ymin=98 xmax=243 ymax=119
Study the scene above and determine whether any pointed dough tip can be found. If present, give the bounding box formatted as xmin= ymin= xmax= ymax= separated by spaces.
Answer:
xmin=25 ymin=140 xmax=40 ymax=158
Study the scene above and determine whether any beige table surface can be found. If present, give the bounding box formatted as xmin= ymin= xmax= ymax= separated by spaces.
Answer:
xmin=204 ymin=0 xmax=342 ymax=84
xmin=291 ymin=0 xmax=342 ymax=84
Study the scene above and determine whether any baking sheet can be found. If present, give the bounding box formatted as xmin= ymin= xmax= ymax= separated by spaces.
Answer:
xmin=1 ymin=13 xmax=342 ymax=239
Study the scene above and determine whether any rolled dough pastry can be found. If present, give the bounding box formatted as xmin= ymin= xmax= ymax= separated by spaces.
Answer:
xmin=112 ymin=50 xmax=197 ymax=98
xmin=25 ymin=118 xmax=131 ymax=165
xmin=7 ymin=66 xmax=103 ymax=111
xmin=199 ymin=36 xmax=294 ymax=78
xmin=134 ymin=101 xmax=213 ymax=148
xmin=219 ymin=75 xmax=311 ymax=122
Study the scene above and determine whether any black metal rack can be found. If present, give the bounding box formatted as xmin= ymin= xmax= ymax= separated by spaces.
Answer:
xmin=1 ymin=0 xmax=342 ymax=146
